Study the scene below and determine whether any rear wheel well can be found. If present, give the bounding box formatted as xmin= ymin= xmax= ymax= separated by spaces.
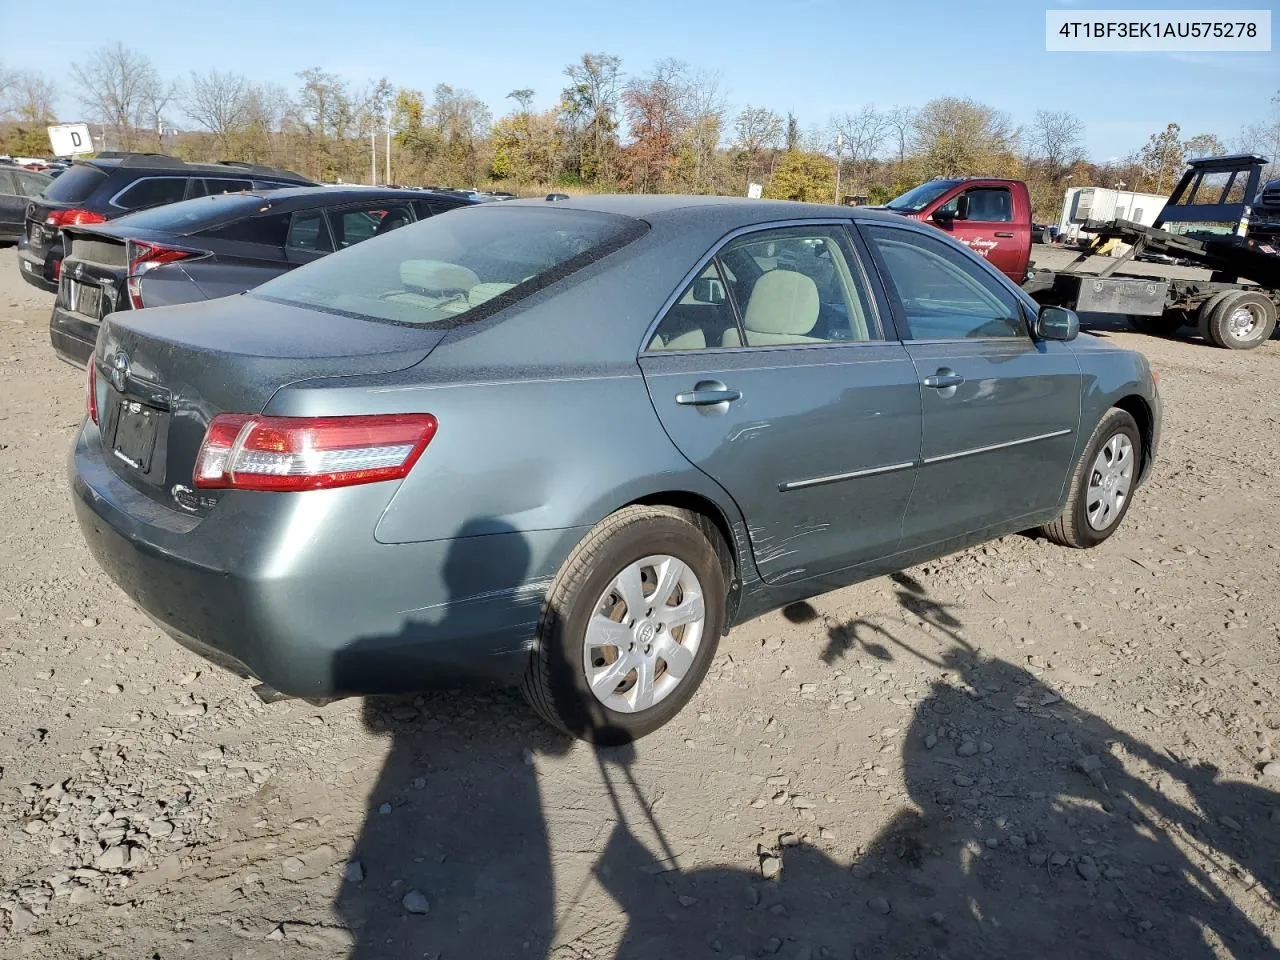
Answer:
xmin=1112 ymin=394 xmax=1154 ymax=481
xmin=626 ymin=491 xmax=740 ymax=629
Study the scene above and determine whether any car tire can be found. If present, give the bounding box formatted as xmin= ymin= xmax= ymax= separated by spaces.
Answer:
xmin=522 ymin=505 xmax=726 ymax=744
xmin=1041 ymin=408 xmax=1142 ymax=549
xmin=1205 ymin=291 xmax=1277 ymax=350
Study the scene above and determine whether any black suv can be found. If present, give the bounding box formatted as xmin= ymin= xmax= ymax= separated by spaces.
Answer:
xmin=18 ymin=152 xmax=314 ymax=292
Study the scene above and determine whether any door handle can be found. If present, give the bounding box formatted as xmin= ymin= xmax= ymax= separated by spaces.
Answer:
xmin=923 ymin=371 xmax=965 ymax=389
xmin=995 ymin=231 xmax=1014 ymax=238
xmin=675 ymin=381 xmax=742 ymax=406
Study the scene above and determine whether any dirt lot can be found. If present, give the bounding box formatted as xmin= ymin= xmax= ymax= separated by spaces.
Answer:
xmin=0 ymin=245 xmax=1278 ymax=960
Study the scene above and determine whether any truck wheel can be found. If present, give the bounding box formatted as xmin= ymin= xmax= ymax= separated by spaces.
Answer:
xmin=1206 ymin=291 xmax=1278 ymax=350
xmin=1196 ymin=291 xmax=1236 ymax=346
xmin=1040 ymin=408 xmax=1142 ymax=549
xmin=1127 ymin=314 xmax=1184 ymax=337
xmin=522 ymin=505 xmax=726 ymax=744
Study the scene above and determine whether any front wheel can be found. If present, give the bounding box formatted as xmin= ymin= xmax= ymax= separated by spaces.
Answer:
xmin=523 ymin=506 xmax=726 ymax=743
xmin=1041 ymin=408 xmax=1142 ymax=549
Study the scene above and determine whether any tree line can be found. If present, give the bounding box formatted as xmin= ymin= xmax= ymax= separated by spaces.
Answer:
xmin=1 ymin=44 xmax=1277 ymax=221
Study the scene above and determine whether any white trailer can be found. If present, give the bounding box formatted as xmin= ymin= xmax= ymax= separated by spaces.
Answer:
xmin=1058 ymin=186 xmax=1167 ymax=243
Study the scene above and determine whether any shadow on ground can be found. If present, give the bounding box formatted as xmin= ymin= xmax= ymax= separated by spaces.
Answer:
xmin=332 ymin=541 xmax=1279 ymax=959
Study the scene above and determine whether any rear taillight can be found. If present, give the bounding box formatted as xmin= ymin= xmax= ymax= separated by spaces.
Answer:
xmin=126 ymin=241 xmax=196 ymax=309
xmin=46 ymin=209 xmax=106 ymax=227
xmin=193 ymin=414 xmax=438 ymax=491
xmin=86 ymin=358 xmax=98 ymax=425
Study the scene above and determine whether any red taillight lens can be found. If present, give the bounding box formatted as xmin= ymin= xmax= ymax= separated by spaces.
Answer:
xmin=52 ymin=259 xmax=62 ymax=280
xmin=46 ymin=208 xmax=106 ymax=227
xmin=86 ymin=358 xmax=99 ymax=425
xmin=126 ymin=242 xmax=196 ymax=309
xmin=193 ymin=414 xmax=438 ymax=491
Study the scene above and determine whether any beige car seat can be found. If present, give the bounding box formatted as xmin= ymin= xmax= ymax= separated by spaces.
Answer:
xmin=722 ymin=269 xmax=823 ymax=346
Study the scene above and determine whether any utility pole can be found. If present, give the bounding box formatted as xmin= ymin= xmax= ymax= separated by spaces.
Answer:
xmin=385 ymin=125 xmax=391 ymax=185
xmin=834 ymin=133 xmax=844 ymax=205
xmin=371 ymin=132 xmax=377 ymax=186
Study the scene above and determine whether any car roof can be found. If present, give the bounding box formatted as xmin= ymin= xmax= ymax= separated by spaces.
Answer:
xmin=80 ymin=155 xmax=311 ymax=181
xmin=503 ymin=193 xmax=910 ymax=229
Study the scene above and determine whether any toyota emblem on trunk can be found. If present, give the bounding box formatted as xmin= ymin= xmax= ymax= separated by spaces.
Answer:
xmin=110 ymin=352 xmax=130 ymax=392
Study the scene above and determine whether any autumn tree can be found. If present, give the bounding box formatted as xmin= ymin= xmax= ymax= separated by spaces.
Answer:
xmin=913 ymin=97 xmax=1019 ymax=177
xmin=1139 ymin=122 xmax=1184 ymax=193
xmin=560 ymin=53 xmax=622 ymax=184
xmin=621 ymin=59 xmax=692 ymax=193
xmin=1182 ymin=132 xmax=1225 ymax=159
xmin=733 ymin=106 xmax=783 ymax=190
xmin=765 ymin=151 xmax=834 ymax=202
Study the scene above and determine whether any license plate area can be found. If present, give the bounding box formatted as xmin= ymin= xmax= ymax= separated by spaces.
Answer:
xmin=108 ymin=398 xmax=161 ymax=475
xmin=63 ymin=278 xmax=103 ymax=318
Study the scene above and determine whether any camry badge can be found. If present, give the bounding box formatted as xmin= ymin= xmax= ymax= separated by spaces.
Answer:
xmin=109 ymin=352 xmax=130 ymax=392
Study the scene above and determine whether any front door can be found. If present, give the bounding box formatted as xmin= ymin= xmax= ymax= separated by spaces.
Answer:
xmin=640 ymin=224 xmax=922 ymax=586
xmin=935 ymin=185 xmax=1025 ymax=281
xmin=861 ymin=223 xmax=1081 ymax=548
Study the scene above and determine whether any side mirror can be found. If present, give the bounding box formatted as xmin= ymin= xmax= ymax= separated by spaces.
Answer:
xmin=931 ymin=208 xmax=955 ymax=227
xmin=1035 ymin=305 xmax=1079 ymax=342
xmin=954 ymin=193 xmax=970 ymax=220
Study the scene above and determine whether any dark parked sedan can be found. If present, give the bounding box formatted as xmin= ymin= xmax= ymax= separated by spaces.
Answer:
xmin=50 ymin=186 xmax=485 ymax=366
xmin=71 ymin=196 xmax=1160 ymax=742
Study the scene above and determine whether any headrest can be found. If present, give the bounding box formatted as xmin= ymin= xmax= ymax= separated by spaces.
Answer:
xmin=743 ymin=270 xmax=819 ymax=335
xmin=400 ymin=259 xmax=479 ymax=293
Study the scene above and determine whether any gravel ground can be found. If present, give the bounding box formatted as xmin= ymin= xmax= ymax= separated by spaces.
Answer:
xmin=0 ymin=245 xmax=1278 ymax=960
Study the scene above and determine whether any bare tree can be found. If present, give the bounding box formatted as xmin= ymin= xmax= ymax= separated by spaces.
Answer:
xmin=1029 ymin=109 xmax=1086 ymax=182
xmin=0 ymin=60 xmax=18 ymax=117
xmin=182 ymin=70 xmax=253 ymax=150
xmin=6 ymin=71 xmax=57 ymax=124
xmin=833 ymin=106 xmax=889 ymax=192
xmin=886 ymin=105 xmax=916 ymax=175
xmin=72 ymin=43 xmax=167 ymax=149
xmin=560 ymin=53 xmax=623 ymax=183
xmin=733 ymin=105 xmax=783 ymax=188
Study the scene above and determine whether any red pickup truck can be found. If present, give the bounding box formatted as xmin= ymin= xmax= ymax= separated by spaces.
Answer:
xmin=876 ymin=177 xmax=1033 ymax=283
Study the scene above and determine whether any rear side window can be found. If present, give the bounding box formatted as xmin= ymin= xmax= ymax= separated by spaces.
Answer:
xmin=0 ymin=170 xmax=15 ymax=195
xmin=43 ymin=164 xmax=107 ymax=203
xmin=16 ymin=172 xmax=51 ymax=198
xmin=254 ymin=206 xmax=647 ymax=327
xmin=414 ymin=198 xmax=463 ymax=218
xmin=201 ymin=213 xmax=291 ymax=246
xmin=287 ymin=211 xmax=334 ymax=253
xmin=330 ymin=202 xmax=415 ymax=248
xmin=113 ymin=177 xmax=189 ymax=210
xmin=193 ymin=178 xmax=254 ymax=197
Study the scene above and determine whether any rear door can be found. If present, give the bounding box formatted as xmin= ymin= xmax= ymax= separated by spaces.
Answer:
xmin=639 ymin=222 xmax=921 ymax=586
xmin=327 ymin=200 xmax=416 ymax=250
xmin=861 ymin=222 xmax=1080 ymax=548
xmin=284 ymin=209 xmax=334 ymax=265
xmin=185 ymin=211 xmax=293 ymax=299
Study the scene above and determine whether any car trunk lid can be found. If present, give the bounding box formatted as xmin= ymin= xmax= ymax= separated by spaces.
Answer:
xmin=92 ymin=296 xmax=444 ymax=512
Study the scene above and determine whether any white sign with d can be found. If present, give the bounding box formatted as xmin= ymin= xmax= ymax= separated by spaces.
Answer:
xmin=48 ymin=123 xmax=95 ymax=157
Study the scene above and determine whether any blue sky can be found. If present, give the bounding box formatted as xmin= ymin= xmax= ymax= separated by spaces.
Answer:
xmin=3 ymin=0 xmax=1276 ymax=161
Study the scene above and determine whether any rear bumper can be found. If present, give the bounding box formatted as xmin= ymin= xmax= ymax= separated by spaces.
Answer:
xmin=50 ymin=303 xmax=99 ymax=367
xmin=19 ymin=248 xmax=58 ymax=293
xmin=71 ymin=421 xmax=581 ymax=697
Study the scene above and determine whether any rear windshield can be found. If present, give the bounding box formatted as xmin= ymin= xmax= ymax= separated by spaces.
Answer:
xmin=43 ymin=164 xmax=108 ymax=203
xmin=112 ymin=193 xmax=273 ymax=232
xmin=252 ymin=206 xmax=647 ymax=327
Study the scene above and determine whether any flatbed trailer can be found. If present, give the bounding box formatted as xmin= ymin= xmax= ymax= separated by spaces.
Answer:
xmin=1022 ymin=154 xmax=1280 ymax=351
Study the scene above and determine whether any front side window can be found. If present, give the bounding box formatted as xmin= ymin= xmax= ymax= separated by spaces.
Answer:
xmin=255 ymin=205 xmax=646 ymax=327
xmin=16 ymin=172 xmax=50 ymax=198
xmin=286 ymin=211 xmax=334 ymax=253
xmin=866 ymin=226 xmax=1025 ymax=340
xmin=0 ymin=170 xmax=15 ymax=196
xmin=113 ymin=177 xmax=189 ymax=210
xmin=199 ymin=178 xmax=253 ymax=196
xmin=330 ymin=202 xmax=415 ymax=248
xmin=938 ymin=187 xmax=1012 ymax=222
